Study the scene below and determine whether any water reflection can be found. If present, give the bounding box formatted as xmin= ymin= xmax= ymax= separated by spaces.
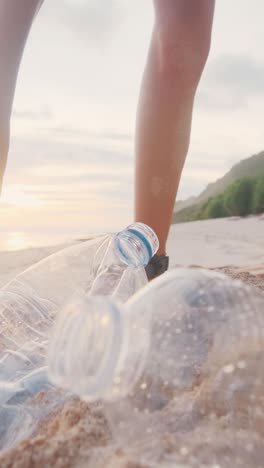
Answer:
xmin=0 ymin=232 xmax=29 ymax=252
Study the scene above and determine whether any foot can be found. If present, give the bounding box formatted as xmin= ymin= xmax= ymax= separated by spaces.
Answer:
xmin=145 ymin=254 xmax=169 ymax=280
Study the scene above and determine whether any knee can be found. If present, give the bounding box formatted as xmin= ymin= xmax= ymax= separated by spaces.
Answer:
xmin=154 ymin=15 xmax=212 ymax=93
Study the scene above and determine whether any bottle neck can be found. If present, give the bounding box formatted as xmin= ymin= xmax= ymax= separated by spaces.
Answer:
xmin=114 ymin=222 xmax=159 ymax=267
xmin=48 ymin=296 xmax=125 ymax=400
xmin=48 ymin=294 xmax=151 ymax=402
xmin=89 ymin=237 xmax=124 ymax=296
xmin=90 ymin=223 xmax=159 ymax=296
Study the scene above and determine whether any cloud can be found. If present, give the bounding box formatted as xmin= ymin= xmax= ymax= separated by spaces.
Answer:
xmin=197 ymin=54 xmax=264 ymax=111
xmin=42 ymin=0 xmax=124 ymax=46
xmin=13 ymin=109 xmax=53 ymax=121
xmin=4 ymin=134 xmax=133 ymax=218
xmin=101 ymin=132 xmax=132 ymax=142
xmin=40 ymin=127 xmax=132 ymax=142
xmin=8 ymin=134 xmax=132 ymax=170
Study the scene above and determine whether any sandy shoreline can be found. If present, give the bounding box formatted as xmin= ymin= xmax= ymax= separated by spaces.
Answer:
xmin=1 ymin=217 xmax=264 ymax=287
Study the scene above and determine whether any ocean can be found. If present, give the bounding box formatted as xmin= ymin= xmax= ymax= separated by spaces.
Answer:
xmin=0 ymin=229 xmax=108 ymax=252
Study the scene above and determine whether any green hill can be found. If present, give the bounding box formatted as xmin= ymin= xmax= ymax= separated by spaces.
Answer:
xmin=173 ymin=150 xmax=264 ymax=223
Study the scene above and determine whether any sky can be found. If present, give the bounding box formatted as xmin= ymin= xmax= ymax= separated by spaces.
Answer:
xmin=1 ymin=0 xmax=264 ymax=247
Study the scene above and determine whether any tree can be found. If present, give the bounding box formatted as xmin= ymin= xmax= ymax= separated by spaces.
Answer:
xmin=253 ymin=176 xmax=264 ymax=214
xmin=224 ymin=177 xmax=254 ymax=216
xmin=203 ymin=196 xmax=228 ymax=219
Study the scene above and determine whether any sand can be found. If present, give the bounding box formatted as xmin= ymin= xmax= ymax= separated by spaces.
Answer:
xmin=0 ymin=218 xmax=263 ymax=467
xmin=0 ymin=244 xmax=70 ymax=288
xmin=167 ymin=216 xmax=264 ymax=269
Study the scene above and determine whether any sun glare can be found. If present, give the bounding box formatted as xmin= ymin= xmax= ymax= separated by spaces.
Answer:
xmin=1 ymin=187 xmax=43 ymax=207
xmin=2 ymin=232 xmax=28 ymax=251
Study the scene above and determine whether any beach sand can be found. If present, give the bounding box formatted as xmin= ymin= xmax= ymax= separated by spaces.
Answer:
xmin=0 ymin=218 xmax=263 ymax=467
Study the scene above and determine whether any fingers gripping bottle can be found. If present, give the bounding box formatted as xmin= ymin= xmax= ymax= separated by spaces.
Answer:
xmin=49 ymin=268 xmax=264 ymax=467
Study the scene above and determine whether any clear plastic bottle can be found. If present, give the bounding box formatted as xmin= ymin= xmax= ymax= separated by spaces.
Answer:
xmin=0 ymin=222 xmax=157 ymax=391
xmin=48 ymin=268 xmax=264 ymax=467
xmin=0 ymin=222 xmax=158 ymax=450
xmin=0 ymin=235 xmax=108 ymax=450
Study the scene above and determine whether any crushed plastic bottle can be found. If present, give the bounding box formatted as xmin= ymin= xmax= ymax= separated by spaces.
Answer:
xmin=48 ymin=268 xmax=264 ymax=467
xmin=0 ymin=222 xmax=157 ymax=451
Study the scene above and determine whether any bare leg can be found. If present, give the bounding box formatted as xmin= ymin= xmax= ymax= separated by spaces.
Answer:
xmin=0 ymin=0 xmax=43 ymax=192
xmin=135 ymin=0 xmax=215 ymax=254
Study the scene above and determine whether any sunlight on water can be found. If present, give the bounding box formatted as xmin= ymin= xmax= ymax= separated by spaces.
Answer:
xmin=1 ymin=232 xmax=29 ymax=252
xmin=0 ymin=230 xmax=106 ymax=252
xmin=0 ymin=231 xmax=68 ymax=252
xmin=1 ymin=186 xmax=44 ymax=208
